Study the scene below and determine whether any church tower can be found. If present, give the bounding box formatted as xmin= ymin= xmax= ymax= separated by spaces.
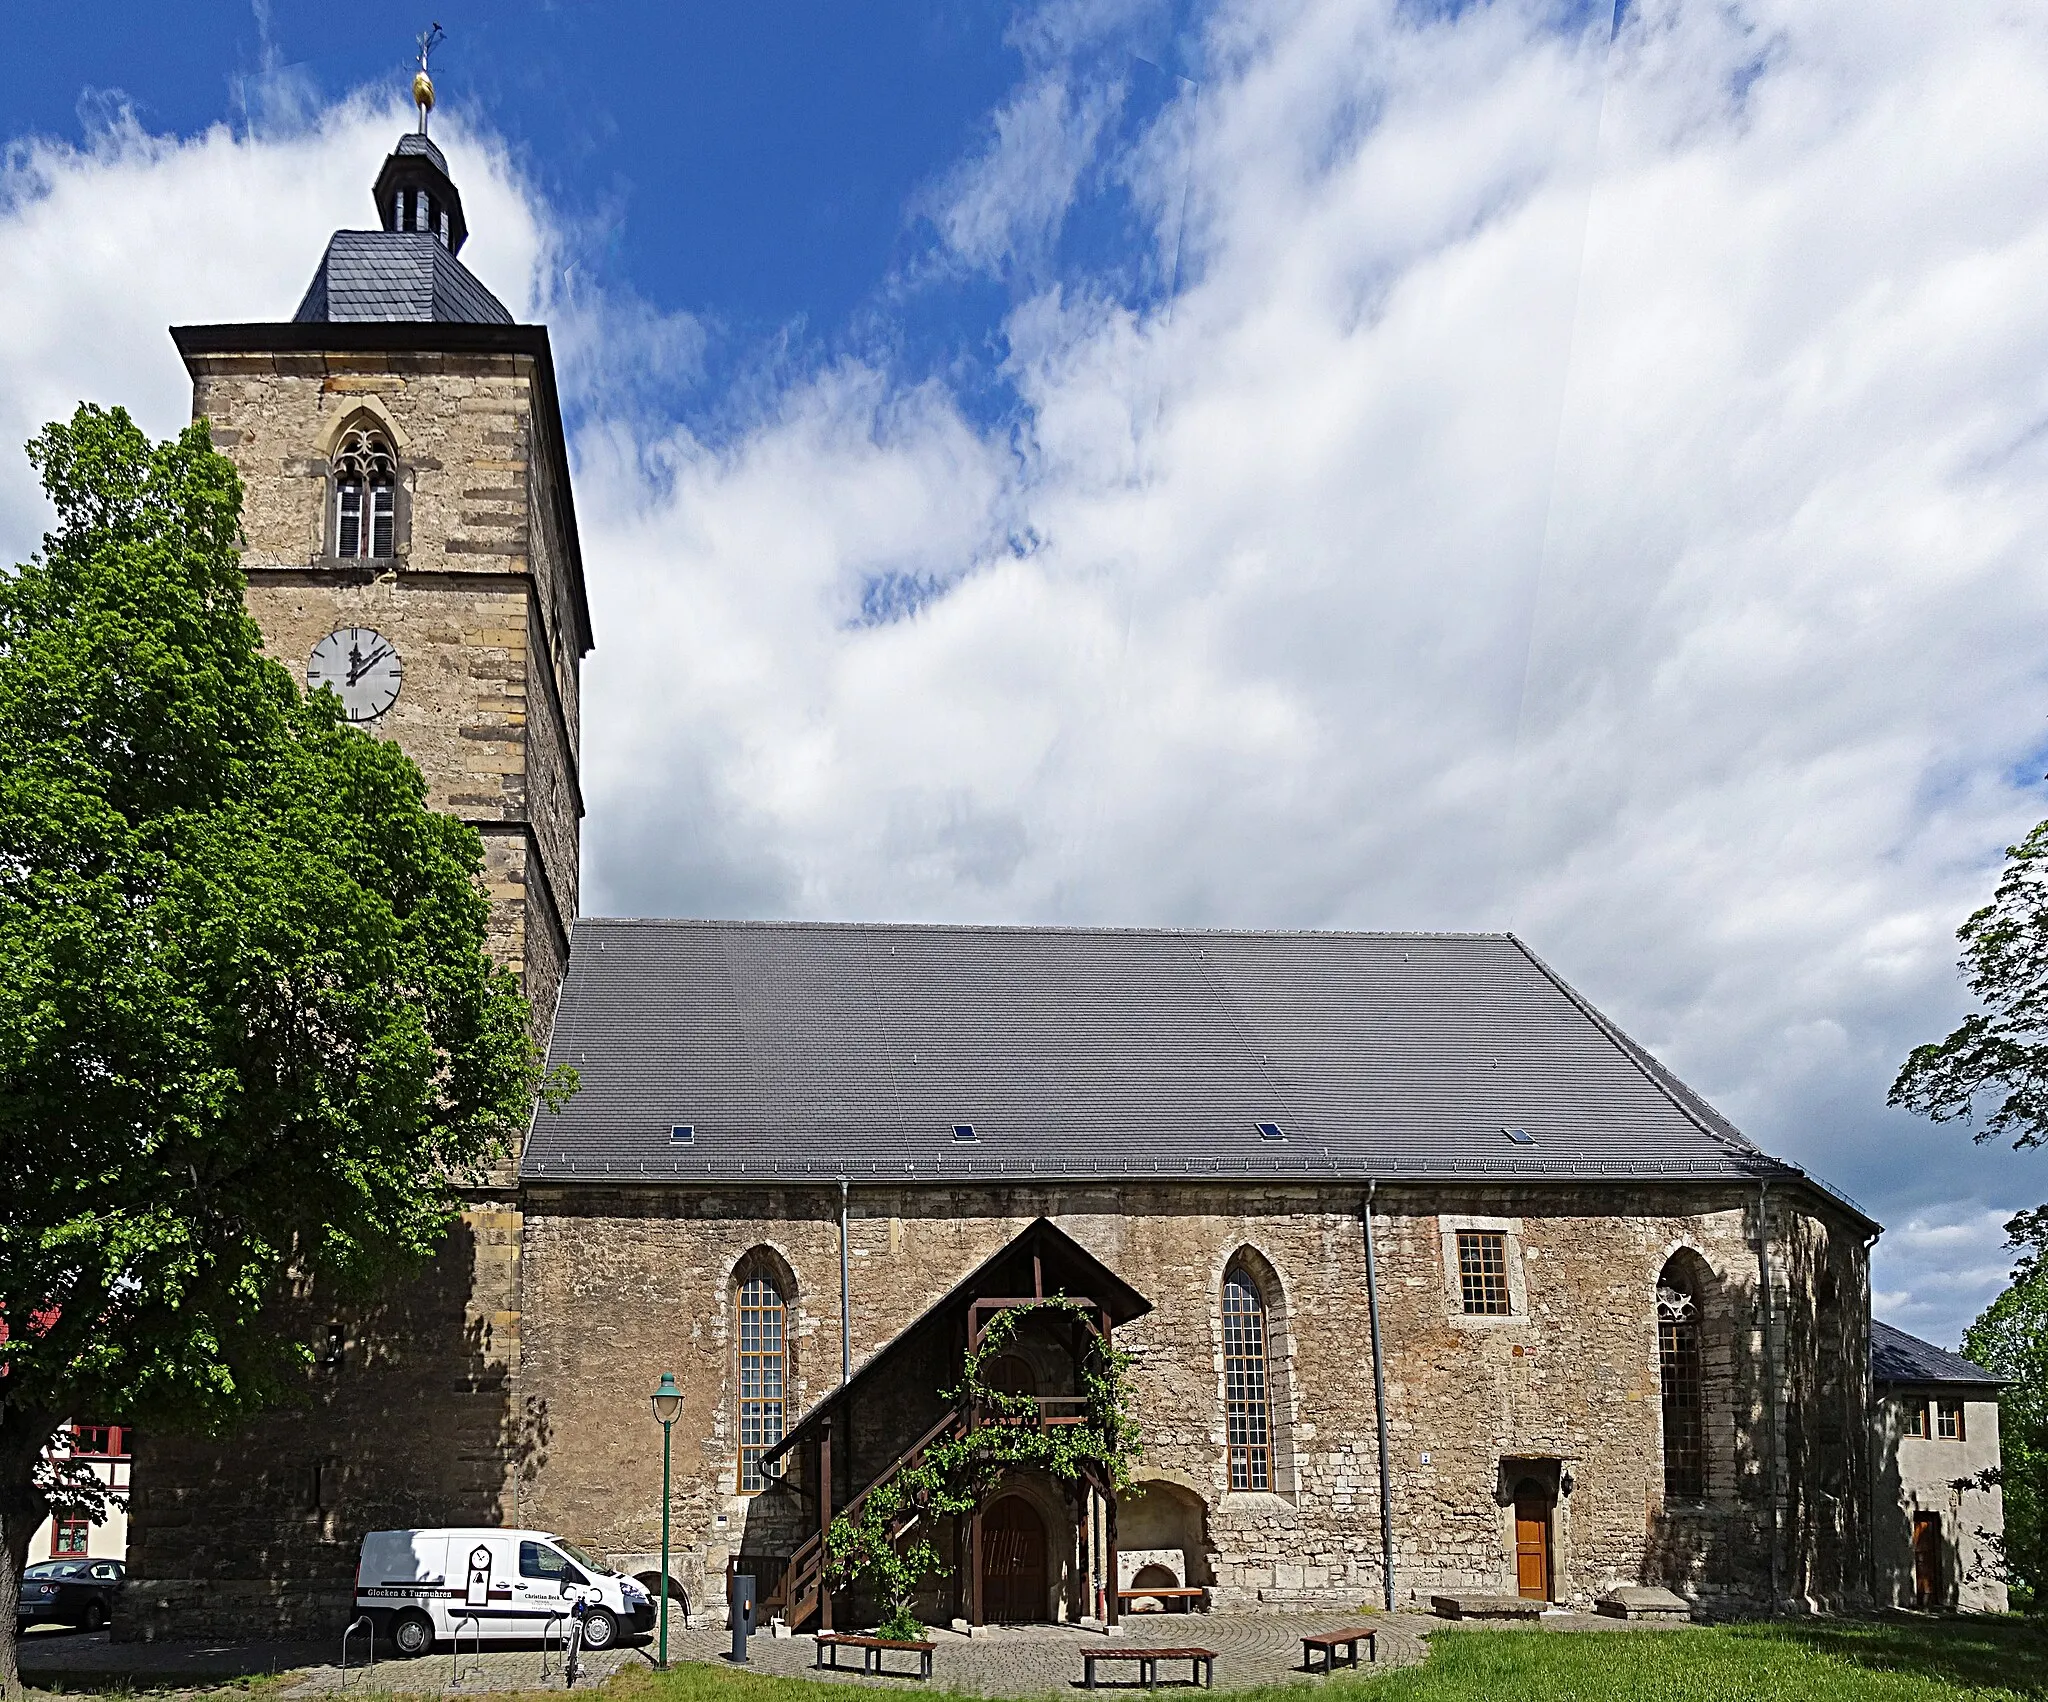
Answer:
xmin=172 ymin=119 xmax=591 ymax=1037
xmin=124 ymin=74 xmax=591 ymax=1637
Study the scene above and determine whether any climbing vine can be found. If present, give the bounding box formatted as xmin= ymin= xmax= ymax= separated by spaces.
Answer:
xmin=823 ymin=1296 xmax=1141 ymax=1638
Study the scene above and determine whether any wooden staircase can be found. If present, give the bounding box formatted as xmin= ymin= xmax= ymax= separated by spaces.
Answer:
xmin=747 ymin=1406 xmax=971 ymax=1629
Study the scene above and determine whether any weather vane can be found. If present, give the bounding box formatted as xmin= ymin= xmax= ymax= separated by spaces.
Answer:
xmin=413 ymin=22 xmax=445 ymax=134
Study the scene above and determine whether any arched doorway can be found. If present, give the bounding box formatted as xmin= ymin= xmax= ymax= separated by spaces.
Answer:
xmin=1512 ymin=1478 xmax=1553 ymax=1602
xmin=981 ymin=1495 xmax=1048 ymax=1623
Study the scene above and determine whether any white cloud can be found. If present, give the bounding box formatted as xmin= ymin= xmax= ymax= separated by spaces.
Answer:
xmin=3 ymin=0 xmax=2046 ymax=1348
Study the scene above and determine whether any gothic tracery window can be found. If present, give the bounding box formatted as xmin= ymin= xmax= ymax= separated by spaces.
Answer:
xmin=333 ymin=426 xmax=397 ymax=559
xmin=1657 ymin=1270 xmax=1706 ymax=1501
xmin=736 ymin=1270 xmax=787 ymax=1493
xmin=1222 ymin=1265 xmax=1271 ymax=1492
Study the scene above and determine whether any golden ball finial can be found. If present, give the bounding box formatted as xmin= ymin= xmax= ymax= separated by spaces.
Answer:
xmin=412 ymin=69 xmax=436 ymax=113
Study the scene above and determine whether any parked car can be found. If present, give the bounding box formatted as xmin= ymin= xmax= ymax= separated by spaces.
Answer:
xmin=16 ymin=1558 xmax=123 ymax=1633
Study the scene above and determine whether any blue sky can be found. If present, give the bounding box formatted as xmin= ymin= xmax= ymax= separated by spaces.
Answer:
xmin=6 ymin=0 xmax=2048 ymax=1347
xmin=10 ymin=3 xmax=1018 ymax=328
xmin=3 ymin=2 xmax=1207 ymax=432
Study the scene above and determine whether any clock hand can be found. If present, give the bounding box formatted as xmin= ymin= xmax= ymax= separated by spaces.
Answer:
xmin=346 ymin=644 xmax=393 ymax=685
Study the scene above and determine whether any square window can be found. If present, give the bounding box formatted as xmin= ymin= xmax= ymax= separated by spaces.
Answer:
xmin=1903 ymin=1400 xmax=1928 ymax=1437
xmin=1937 ymin=1399 xmax=1964 ymax=1441
xmin=52 ymin=1518 xmax=88 ymax=1556
xmin=1456 ymin=1231 xmax=1511 ymax=1315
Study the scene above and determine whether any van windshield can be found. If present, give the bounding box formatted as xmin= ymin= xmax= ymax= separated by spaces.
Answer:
xmin=554 ymin=1541 xmax=610 ymax=1576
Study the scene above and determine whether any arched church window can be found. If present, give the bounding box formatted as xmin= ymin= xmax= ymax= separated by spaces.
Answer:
xmin=1222 ymin=1265 xmax=1271 ymax=1492
xmin=333 ymin=427 xmax=397 ymax=559
xmin=1657 ymin=1265 xmax=1706 ymax=1501
xmin=736 ymin=1271 xmax=787 ymax=1493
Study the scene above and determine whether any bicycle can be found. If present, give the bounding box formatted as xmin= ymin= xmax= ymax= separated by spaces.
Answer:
xmin=563 ymin=1591 xmax=589 ymax=1689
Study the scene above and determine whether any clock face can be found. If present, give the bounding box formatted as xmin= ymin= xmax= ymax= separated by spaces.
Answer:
xmin=307 ymin=627 xmax=403 ymax=722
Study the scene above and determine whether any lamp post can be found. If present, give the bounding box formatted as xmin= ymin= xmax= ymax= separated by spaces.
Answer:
xmin=650 ymin=1371 xmax=684 ymax=1669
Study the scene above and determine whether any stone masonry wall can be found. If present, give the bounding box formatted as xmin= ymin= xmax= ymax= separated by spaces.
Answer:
xmin=515 ymin=1181 xmax=1871 ymax=1623
xmin=126 ymin=1203 xmax=526 ymax=1639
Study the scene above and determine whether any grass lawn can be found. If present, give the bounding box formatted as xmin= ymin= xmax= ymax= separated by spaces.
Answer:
xmin=1359 ymin=1620 xmax=2048 ymax=1700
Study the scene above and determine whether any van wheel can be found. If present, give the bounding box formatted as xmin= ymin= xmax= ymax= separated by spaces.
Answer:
xmin=579 ymin=1608 xmax=619 ymax=1651
xmin=391 ymin=1610 xmax=435 ymax=1657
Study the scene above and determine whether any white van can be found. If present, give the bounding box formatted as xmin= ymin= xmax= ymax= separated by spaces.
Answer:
xmin=355 ymin=1528 xmax=653 ymax=1657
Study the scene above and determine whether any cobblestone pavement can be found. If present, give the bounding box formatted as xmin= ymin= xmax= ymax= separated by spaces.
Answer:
xmin=651 ymin=1613 xmax=1435 ymax=1696
xmin=282 ymin=1638 xmax=639 ymax=1695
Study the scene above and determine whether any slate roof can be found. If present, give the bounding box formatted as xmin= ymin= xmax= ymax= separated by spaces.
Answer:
xmin=1871 ymin=1320 xmax=2006 ymax=1387
xmin=524 ymin=919 xmax=1864 ymax=1209
xmin=393 ymin=132 xmax=449 ymax=172
xmin=292 ymin=231 xmax=511 ymax=325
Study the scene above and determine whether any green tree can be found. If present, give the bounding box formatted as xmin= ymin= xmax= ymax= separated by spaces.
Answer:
xmin=1892 ymin=822 xmax=2048 ymax=1147
xmin=0 ymin=407 xmax=561 ymax=1697
xmin=1963 ymin=1215 xmax=2048 ymax=1609
xmin=1894 ymin=823 xmax=2048 ymax=1611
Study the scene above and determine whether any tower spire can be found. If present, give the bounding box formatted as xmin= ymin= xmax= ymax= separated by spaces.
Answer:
xmin=413 ymin=22 xmax=444 ymax=134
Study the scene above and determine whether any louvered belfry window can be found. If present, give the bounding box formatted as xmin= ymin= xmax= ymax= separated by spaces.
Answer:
xmin=737 ymin=1274 xmax=787 ymax=1493
xmin=333 ymin=427 xmax=397 ymax=559
xmin=1658 ymin=1278 xmax=1706 ymax=1500
xmin=1223 ymin=1268 xmax=1271 ymax=1492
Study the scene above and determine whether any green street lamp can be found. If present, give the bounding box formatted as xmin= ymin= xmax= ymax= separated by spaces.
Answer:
xmin=650 ymin=1371 xmax=684 ymax=1669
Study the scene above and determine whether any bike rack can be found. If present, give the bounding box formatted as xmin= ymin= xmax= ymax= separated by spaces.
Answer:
xmin=449 ymin=1612 xmax=486 ymax=1689
xmin=340 ymin=1615 xmax=375 ymax=1687
xmin=538 ymin=1612 xmax=568 ymax=1682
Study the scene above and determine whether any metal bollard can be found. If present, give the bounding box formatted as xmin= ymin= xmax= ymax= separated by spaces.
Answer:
xmin=729 ymin=1573 xmax=757 ymax=1665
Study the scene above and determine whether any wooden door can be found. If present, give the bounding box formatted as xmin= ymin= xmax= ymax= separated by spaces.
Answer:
xmin=1912 ymin=1513 xmax=1942 ymax=1608
xmin=981 ymin=1496 xmax=1048 ymax=1623
xmin=1513 ymin=1479 xmax=1552 ymax=1602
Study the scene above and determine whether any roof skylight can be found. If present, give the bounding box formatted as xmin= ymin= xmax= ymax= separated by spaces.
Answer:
xmin=670 ymin=1124 xmax=696 ymax=1143
xmin=953 ymin=1123 xmax=978 ymax=1142
xmin=1503 ymin=1126 xmax=1536 ymax=1146
xmin=1256 ymin=1121 xmax=1286 ymax=1141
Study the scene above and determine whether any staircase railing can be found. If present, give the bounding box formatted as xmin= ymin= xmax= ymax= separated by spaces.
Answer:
xmin=745 ymin=1404 xmax=972 ymax=1629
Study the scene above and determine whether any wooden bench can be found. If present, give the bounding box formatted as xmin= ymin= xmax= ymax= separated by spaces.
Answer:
xmin=1115 ymin=1587 xmax=1208 ymax=1615
xmin=815 ymin=1633 xmax=936 ymax=1681
xmin=1081 ymin=1647 xmax=1217 ymax=1690
xmin=1301 ymin=1629 xmax=1376 ymax=1674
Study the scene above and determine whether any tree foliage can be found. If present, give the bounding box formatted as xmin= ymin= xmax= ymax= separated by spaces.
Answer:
xmin=823 ymin=1298 xmax=1140 ymax=1638
xmin=0 ymin=406 xmax=561 ymax=1693
xmin=1964 ymin=1215 xmax=2048 ymax=1610
xmin=1892 ymin=822 xmax=2048 ymax=1146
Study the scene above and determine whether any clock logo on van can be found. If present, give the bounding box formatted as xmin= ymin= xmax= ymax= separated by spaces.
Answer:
xmin=466 ymin=1546 xmax=492 ymax=1608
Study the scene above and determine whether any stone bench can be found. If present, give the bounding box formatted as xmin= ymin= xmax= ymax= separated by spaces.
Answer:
xmin=1594 ymin=1587 xmax=1693 ymax=1624
xmin=1430 ymin=1593 xmax=1545 ymax=1620
xmin=816 ymin=1633 xmax=936 ymax=1680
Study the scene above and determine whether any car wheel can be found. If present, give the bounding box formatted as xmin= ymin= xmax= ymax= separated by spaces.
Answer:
xmin=579 ymin=1607 xmax=619 ymax=1651
xmin=391 ymin=1609 xmax=435 ymax=1658
xmin=82 ymin=1602 xmax=107 ymax=1632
